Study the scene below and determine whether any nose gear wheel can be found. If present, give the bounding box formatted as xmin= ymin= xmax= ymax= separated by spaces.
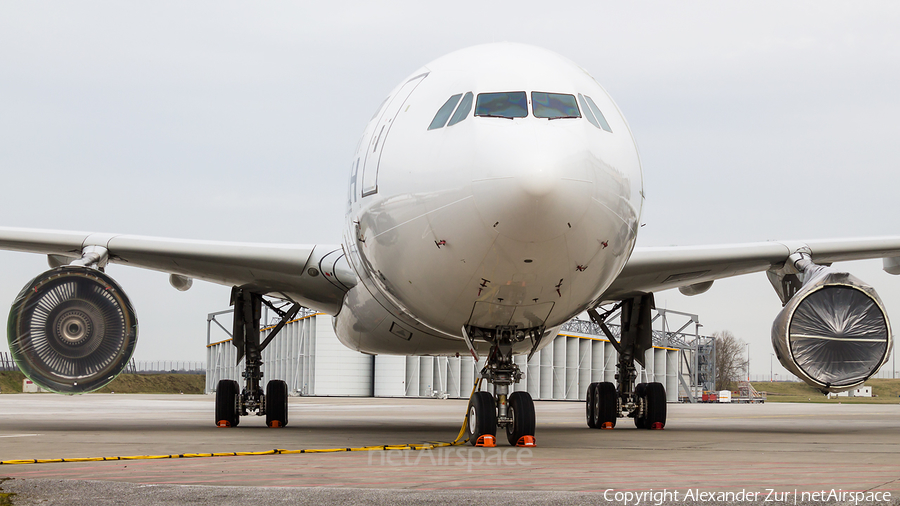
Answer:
xmin=465 ymin=391 xmax=496 ymax=445
xmin=463 ymin=324 xmax=538 ymax=445
xmin=505 ymin=391 xmax=535 ymax=445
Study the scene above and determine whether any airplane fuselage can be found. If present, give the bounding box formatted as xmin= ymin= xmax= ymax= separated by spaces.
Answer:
xmin=335 ymin=43 xmax=643 ymax=356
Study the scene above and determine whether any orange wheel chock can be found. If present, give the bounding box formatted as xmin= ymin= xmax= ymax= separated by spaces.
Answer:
xmin=216 ymin=420 xmax=232 ymax=428
xmin=601 ymin=422 xmax=614 ymax=429
xmin=268 ymin=421 xmax=283 ymax=428
xmin=650 ymin=422 xmax=664 ymax=430
xmin=475 ymin=435 xmax=496 ymax=447
xmin=516 ymin=435 xmax=536 ymax=447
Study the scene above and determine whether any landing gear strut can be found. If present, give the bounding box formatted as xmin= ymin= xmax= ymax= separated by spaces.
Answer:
xmin=463 ymin=326 xmax=537 ymax=446
xmin=215 ymin=288 xmax=299 ymax=428
xmin=585 ymin=294 xmax=667 ymax=430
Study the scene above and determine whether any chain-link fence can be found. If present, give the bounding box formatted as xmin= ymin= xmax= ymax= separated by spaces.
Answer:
xmin=0 ymin=352 xmax=16 ymax=372
xmin=126 ymin=360 xmax=205 ymax=374
xmin=0 ymin=355 xmax=205 ymax=374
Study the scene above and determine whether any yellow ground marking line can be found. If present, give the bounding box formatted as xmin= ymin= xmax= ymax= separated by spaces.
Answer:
xmin=1 ymin=379 xmax=483 ymax=466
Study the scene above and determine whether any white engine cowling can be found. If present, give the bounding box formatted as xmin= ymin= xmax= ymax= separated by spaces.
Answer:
xmin=771 ymin=262 xmax=891 ymax=393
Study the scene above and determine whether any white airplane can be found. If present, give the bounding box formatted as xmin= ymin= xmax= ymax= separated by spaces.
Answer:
xmin=1 ymin=43 xmax=898 ymax=445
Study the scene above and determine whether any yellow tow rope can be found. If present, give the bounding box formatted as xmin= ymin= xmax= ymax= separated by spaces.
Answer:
xmin=0 ymin=379 xmax=484 ymax=466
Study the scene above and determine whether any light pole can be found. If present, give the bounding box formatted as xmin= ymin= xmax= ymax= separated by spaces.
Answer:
xmin=746 ymin=343 xmax=750 ymax=381
xmin=770 ymin=353 xmax=774 ymax=382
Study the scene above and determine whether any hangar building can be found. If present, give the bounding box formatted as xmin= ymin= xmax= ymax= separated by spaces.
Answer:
xmin=205 ymin=306 xmax=714 ymax=403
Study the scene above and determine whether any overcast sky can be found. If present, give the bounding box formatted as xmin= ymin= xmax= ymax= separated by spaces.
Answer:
xmin=1 ymin=2 xmax=899 ymax=379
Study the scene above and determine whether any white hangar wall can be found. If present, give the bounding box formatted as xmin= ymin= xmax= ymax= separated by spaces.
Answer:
xmin=206 ymin=311 xmax=683 ymax=403
xmin=374 ymin=334 xmax=679 ymax=403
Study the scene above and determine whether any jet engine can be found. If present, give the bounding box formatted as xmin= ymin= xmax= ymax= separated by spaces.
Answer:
xmin=770 ymin=255 xmax=891 ymax=393
xmin=7 ymin=266 xmax=138 ymax=394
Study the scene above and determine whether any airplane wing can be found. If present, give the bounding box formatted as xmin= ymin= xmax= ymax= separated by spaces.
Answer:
xmin=602 ymin=237 xmax=900 ymax=301
xmin=0 ymin=226 xmax=356 ymax=314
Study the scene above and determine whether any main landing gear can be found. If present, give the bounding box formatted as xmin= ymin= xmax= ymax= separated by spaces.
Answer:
xmin=585 ymin=295 xmax=667 ymax=430
xmin=215 ymin=288 xmax=300 ymax=428
xmin=462 ymin=326 xmax=537 ymax=446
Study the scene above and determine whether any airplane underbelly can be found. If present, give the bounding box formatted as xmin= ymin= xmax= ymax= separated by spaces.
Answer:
xmin=334 ymin=282 xmax=563 ymax=356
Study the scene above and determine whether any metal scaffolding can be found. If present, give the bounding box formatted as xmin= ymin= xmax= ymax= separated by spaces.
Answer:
xmin=559 ymin=306 xmax=716 ymax=403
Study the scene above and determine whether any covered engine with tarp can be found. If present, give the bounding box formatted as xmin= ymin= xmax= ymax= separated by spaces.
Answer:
xmin=770 ymin=254 xmax=891 ymax=393
xmin=7 ymin=266 xmax=138 ymax=394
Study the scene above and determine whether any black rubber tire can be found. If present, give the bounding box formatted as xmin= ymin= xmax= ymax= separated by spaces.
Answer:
xmin=215 ymin=379 xmax=240 ymax=427
xmin=266 ymin=379 xmax=289 ymax=428
xmin=586 ymin=382 xmax=598 ymax=428
xmin=633 ymin=383 xmax=647 ymax=429
xmin=597 ymin=381 xmax=618 ymax=428
xmin=506 ymin=391 xmax=536 ymax=445
xmin=230 ymin=380 xmax=241 ymax=427
xmin=644 ymin=382 xmax=667 ymax=429
xmin=466 ymin=391 xmax=497 ymax=446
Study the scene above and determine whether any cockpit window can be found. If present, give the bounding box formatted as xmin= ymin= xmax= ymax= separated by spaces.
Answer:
xmin=447 ymin=92 xmax=473 ymax=127
xmin=584 ymin=95 xmax=612 ymax=132
xmin=578 ymin=94 xmax=600 ymax=129
xmin=428 ymin=94 xmax=462 ymax=130
xmin=475 ymin=92 xmax=528 ymax=119
xmin=532 ymin=92 xmax=580 ymax=119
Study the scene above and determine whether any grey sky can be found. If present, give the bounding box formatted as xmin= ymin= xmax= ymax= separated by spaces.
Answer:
xmin=2 ymin=2 xmax=899 ymax=379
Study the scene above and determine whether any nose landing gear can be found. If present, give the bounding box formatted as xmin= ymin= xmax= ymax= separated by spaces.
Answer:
xmin=462 ymin=325 xmax=538 ymax=446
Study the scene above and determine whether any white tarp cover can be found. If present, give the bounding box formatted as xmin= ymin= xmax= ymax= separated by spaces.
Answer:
xmin=772 ymin=268 xmax=891 ymax=390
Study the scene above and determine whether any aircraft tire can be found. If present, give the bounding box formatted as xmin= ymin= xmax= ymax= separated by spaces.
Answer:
xmin=266 ymin=379 xmax=289 ymax=428
xmin=633 ymin=383 xmax=648 ymax=429
xmin=586 ymin=382 xmax=599 ymax=428
xmin=597 ymin=381 xmax=618 ymax=428
xmin=506 ymin=391 xmax=536 ymax=445
xmin=644 ymin=382 xmax=667 ymax=429
xmin=466 ymin=391 xmax=496 ymax=445
xmin=215 ymin=379 xmax=240 ymax=427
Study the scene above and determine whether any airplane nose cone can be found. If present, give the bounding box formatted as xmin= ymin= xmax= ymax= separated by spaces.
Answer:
xmin=472 ymin=131 xmax=593 ymax=243
xmin=518 ymin=165 xmax=558 ymax=198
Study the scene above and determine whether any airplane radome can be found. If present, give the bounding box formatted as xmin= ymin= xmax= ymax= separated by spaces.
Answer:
xmin=1 ymin=43 xmax=898 ymax=446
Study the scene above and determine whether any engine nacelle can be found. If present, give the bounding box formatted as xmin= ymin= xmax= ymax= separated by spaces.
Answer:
xmin=771 ymin=262 xmax=891 ymax=393
xmin=7 ymin=266 xmax=138 ymax=394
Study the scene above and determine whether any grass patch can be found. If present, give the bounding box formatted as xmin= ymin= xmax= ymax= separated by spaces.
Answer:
xmin=0 ymin=371 xmax=205 ymax=394
xmin=95 ymin=373 xmax=206 ymax=394
xmin=751 ymin=379 xmax=900 ymax=404
xmin=0 ymin=372 xmax=25 ymax=395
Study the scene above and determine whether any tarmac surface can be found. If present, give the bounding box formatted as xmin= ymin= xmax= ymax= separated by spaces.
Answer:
xmin=0 ymin=394 xmax=899 ymax=504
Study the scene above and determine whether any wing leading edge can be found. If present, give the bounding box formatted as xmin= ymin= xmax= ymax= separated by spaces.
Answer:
xmin=603 ymin=237 xmax=900 ymax=302
xmin=0 ymin=226 xmax=356 ymax=314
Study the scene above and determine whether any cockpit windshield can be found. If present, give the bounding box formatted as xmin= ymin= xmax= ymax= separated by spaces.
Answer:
xmin=532 ymin=92 xmax=580 ymax=119
xmin=447 ymin=92 xmax=473 ymax=126
xmin=475 ymin=92 xmax=528 ymax=119
xmin=428 ymin=94 xmax=462 ymax=130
